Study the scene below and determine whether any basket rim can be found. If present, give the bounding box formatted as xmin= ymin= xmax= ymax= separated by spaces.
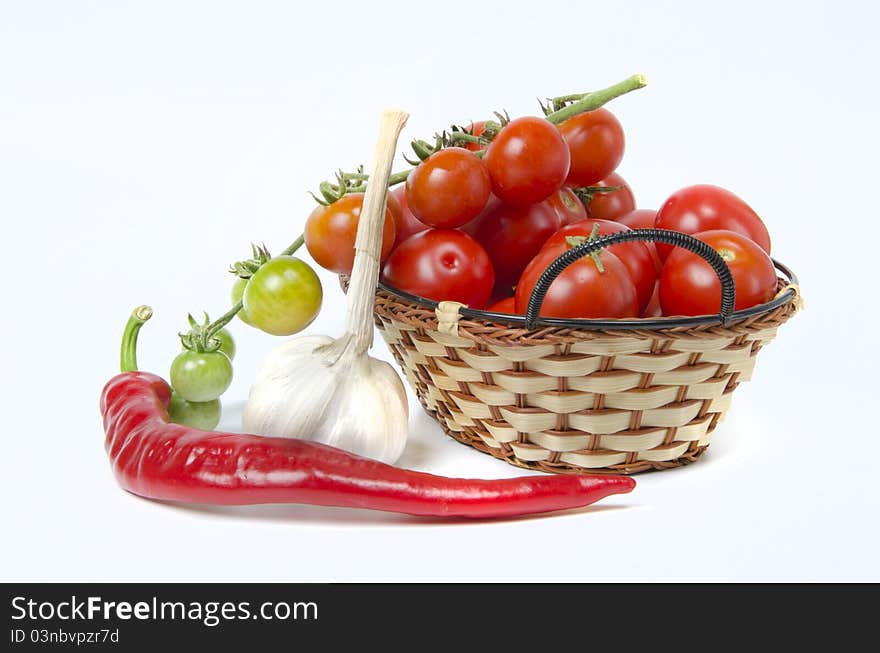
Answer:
xmin=376 ymin=258 xmax=799 ymax=331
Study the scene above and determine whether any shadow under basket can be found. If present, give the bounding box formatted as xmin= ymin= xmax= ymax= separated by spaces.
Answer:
xmin=354 ymin=229 xmax=802 ymax=475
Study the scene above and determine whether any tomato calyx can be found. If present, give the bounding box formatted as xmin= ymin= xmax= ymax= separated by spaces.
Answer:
xmin=229 ymin=242 xmax=271 ymax=280
xmin=570 ymin=184 xmax=626 ymax=206
xmin=179 ymin=312 xmax=226 ymax=355
xmin=564 ymin=224 xmax=606 ymax=273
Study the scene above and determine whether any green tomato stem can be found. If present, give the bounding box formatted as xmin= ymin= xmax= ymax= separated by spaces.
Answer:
xmin=545 ymin=73 xmax=647 ymax=124
xmin=120 ymin=305 xmax=153 ymax=373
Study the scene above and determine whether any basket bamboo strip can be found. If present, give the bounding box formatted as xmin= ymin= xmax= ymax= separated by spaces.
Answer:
xmin=366 ymin=277 xmax=798 ymax=475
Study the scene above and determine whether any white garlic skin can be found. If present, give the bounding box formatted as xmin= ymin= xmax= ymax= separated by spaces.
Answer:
xmin=242 ymin=335 xmax=409 ymax=464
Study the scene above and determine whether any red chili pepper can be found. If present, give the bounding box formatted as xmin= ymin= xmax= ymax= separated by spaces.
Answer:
xmin=100 ymin=306 xmax=635 ymax=518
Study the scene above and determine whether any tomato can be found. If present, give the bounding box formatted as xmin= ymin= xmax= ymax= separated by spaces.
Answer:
xmin=469 ymin=199 xmax=561 ymax=286
xmin=641 ymin=283 xmax=662 ymax=318
xmin=484 ymin=116 xmax=570 ymax=205
xmin=231 ymin=278 xmax=254 ymax=326
xmin=515 ymin=242 xmax=638 ymax=319
xmin=541 ymin=219 xmax=657 ymax=313
xmin=211 ymin=328 xmax=235 ymax=360
xmin=659 ymin=229 xmax=778 ymax=316
xmin=558 ymin=108 xmax=625 ymax=186
xmin=547 ymin=187 xmax=587 ymax=226
xmin=170 ymin=349 xmax=233 ymax=403
xmin=381 ymin=230 xmax=495 ymax=308
xmin=243 ymin=256 xmax=323 ymax=336
xmin=464 ymin=121 xmax=487 ymax=152
xmin=168 ymin=393 xmax=221 ymax=430
xmin=654 ymin=184 xmax=771 ymax=260
xmin=584 ymin=172 xmax=635 ymax=221
xmin=305 ymin=193 xmax=396 ymax=274
xmin=487 ymin=296 xmax=518 ymax=314
xmin=405 ymin=147 xmax=491 ymax=228
xmin=616 ymin=208 xmax=662 ymax=272
xmin=390 ymin=185 xmax=429 ymax=246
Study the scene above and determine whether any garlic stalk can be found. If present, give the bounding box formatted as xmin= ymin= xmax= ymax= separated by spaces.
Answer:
xmin=242 ymin=109 xmax=410 ymax=464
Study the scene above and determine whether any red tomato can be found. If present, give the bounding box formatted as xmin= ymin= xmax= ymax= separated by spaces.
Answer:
xmin=464 ymin=121 xmax=487 ymax=152
xmin=405 ymin=147 xmax=491 ymax=228
xmin=616 ymin=208 xmax=661 ymax=272
xmin=305 ymin=193 xmax=396 ymax=275
xmin=469 ymin=199 xmax=561 ymax=286
xmin=515 ymin=242 xmax=638 ymax=319
xmin=381 ymin=229 xmax=495 ymax=309
xmin=654 ymin=184 xmax=771 ymax=260
xmin=558 ymin=108 xmax=625 ymax=186
xmin=487 ymin=296 xmax=518 ymax=314
xmin=547 ymin=187 xmax=587 ymax=225
xmin=659 ymin=229 xmax=778 ymax=316
xmin=641 ymin=283 xmax=662 ymax=318
xmin=542 ymin=219 xmax=657 ymax=313
xmin=390 ymin=185 xmax=429 ymax=246
xmin=584 ymin=172 xmax=635 ymax=221
xmin=484 ymin=116 xmax=570 ymax=205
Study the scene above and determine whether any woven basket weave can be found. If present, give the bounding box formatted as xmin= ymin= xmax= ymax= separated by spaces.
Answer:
xmin=362 ymin=229 xmax=800 ymax=475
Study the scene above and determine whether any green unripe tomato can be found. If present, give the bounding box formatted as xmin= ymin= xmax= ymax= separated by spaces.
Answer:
xmin=242 ymin=256 xmax=322 ymax=336
xmin=168 ymin=393 xmax=222 ymax=430
xmin=212 ymin=328 xmax=236 ymax=360
xmin=170 ymin=350 xmax=233 ymax=402
xmin=231 ymin=278 xmax=254 ymax=326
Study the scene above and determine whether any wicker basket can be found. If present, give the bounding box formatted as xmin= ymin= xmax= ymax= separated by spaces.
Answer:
xmin=364 ymin=229 xmax=801 ymax=475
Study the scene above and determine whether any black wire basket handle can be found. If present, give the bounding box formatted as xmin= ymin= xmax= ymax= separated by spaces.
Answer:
xmin=524 ymin=228 xmax=737 ymax=329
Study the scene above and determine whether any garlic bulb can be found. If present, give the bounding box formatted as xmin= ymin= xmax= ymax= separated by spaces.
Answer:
xmin=242 ymin=109 xmax=410 ymax=464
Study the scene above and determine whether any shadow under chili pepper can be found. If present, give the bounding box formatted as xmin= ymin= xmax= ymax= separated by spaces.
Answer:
xmin=150 ymin=497 xmax=635 ymax=528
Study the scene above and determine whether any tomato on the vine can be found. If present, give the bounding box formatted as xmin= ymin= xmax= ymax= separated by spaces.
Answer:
xmin=547 ymin=187 xmax=587 ymax=226
xmin=305 ymin=193 xmax=396 ymax=274
xmin=242 ymin=256 xmax=323 ymax=336
xmin=170 ymin=349 xmax=233 ymax=403
xmin=583 ymin=172 xmax=635 ymax=221
xmin=484 ymin=116 xmax=570 ymax=205
xmin=654 ymin=184 xmax=771 ymax=260
xmin=469 ymin=198 xmax=561 ymax=286
xmin=381 ymin=229 xmax=495 ymax=308
xmin=405 ymin=147 xmax=491 ymax=228
xmin=541 ymin=219 xmax=657 ymax=313
xmin=558 ymin=108 xmax=625 ymax=186
xmin=659 ymin=229 xmax=777 ymax=316
xmin=390 ymin=186 xmax=429 ymax=246
xmin=231 ymin=278 xmax=254 ymax=326
xmin=514 ymin=242 xmax=639 ymax=319
xmin=464 ymin=121 xmax=487 ymax=152
xmin=168 ymin=393 xmax=222 ymax=430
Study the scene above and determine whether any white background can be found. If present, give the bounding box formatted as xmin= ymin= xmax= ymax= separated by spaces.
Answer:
xmin=2 ymin=0 xmax=878 ymax=582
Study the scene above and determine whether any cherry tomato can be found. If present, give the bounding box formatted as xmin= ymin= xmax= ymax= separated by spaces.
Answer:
xmin=305 ymin=193 xmax=396 ymax=274
xmin=487 ymin=296 xmax=518 ymax=314
xmin=584 ymin=172 xmax=635 ymax=221
xmin=390 ymin=185 xmax=429 ymax=246
xmin=547 ymin=187 xmax=587 ymax=226
xmin=616 ymin=208 xmax=662 ymax=271
xmin=243 ymin=256 xmax=323 ymax=336
xmin=659 ymin=229 xmax=778 ymax=316
xmin=558 ymin=108 xmax=625 ymax=186
xmin=469 ymin=199 xmax=561 ymax=286
xmin=170 ymin=350 xmax=233 ymax=403
xmin=464 ymin=121 xmax=487 ymax=153
xmin=641 ymin=283 xmax=662 ymax=318
xmin=484 ymin=116 xmax=570 ymax=205
xmin=405 ymin=147 xmax=491 ymax=228
xmin=231 ymin=278 xmax=254 ymax=326
xmin=542 ymin=219 xmax=657 ymax=313
xmin=381 ymin=230 xmax=495 ymax=308
xmin=515 ymin=242 xmax=638 ymax=319
xmin=168 ymin=393 xmax=222 ymax=430
xmin=211 ymin=328 xmax=235 ymax=360
xmin=654 ymin=184 xmax=771 ymax=260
